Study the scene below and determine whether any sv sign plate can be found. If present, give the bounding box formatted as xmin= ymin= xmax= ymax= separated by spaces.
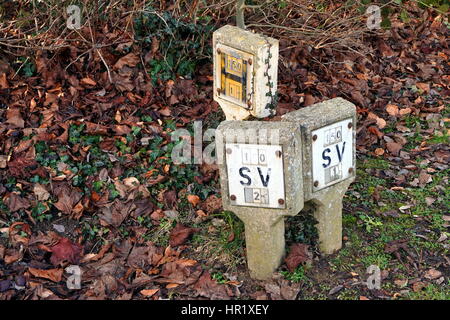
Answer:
xmin=226 ymin=143 xmax=285 ymax=208
xmin=312 ymin=118 xmax=354 ymax=191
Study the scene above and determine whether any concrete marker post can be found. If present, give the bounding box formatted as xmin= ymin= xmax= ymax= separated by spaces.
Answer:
xmin=213 ymin=25 xmax=279 ymax=120
xmin=216 ymin=121 xmax=303 ymax=280
xmin=282 ymin=97 xmax=357 ymax=254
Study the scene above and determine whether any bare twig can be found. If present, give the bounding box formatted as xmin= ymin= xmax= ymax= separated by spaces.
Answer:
xmin=96 ymin=48 xmax=113 ymax=84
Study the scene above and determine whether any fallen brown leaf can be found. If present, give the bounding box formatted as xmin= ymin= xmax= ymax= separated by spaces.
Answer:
xmin=33 ymin=183 xmax=50 ymax=201
xmin=53 ymin=186 xmax=82 ymax=215
xmin=374 ymin=148 xmax=385 ymax=156
xmin=386 ymin=142 xmax=402 ymax=156
xmin=0 ymin=155 xmax=7 ymax=168
xmin=50 ymin=237 xmax=83 ymax=266
xmin=412 ymin=281 xmax=426 ymax=292
xmin=9 ymin=222 xmax=31 ymax=246
xmin=193 ymin=271 xmax=230 ymax=300
xmin=5 ymin=193 xmax=30 ymax=212
xmin=163 ymin=190 xmax=177 ymax=209
xmin=4 ymin=249 xmax=22 ymax=264
xmin=140 ymin=288 xmax=159 ymax=297
xmin=187 ymin=195 xmax=200 ymax=207
xmin=200 ymin=195 xmax=222 ymax=214
xmin=399 ymin=108 xmax=412 ymax=116
xmin=424 ymin=268 xmax=442 ymax=280
xmin=80 ymin=77 xmax=97 ymax=86
xmin=386 ymin=104 xmax=399 ymax=117
xmin=169 ymin=223 xmax=199 ymax=247
xmin=384 ymin=239 xmax=408 ymax=254
xmin=285 ymin=243 xmax=312 ymax=272
xmin=99 ymin=200 xmax=135 ymax=228
xmin=6 ymin=107 xmax=24 ymax=128
xmin=418 ymin=170 xmax=432 ymax=186
xmin=394 ymin=279 xmax=408 ymax=287
xmin=28 ymin=267 xmax=63 ymax=282
xmin=113 ymin=53 xmax=140 ymax=70
xmin=416 ymin=82 xmax=430 ymax=93
xmin=7 ymin=155 xmax=37 ymax=178
xmin=0 ymin=72 xmax=8 ymax=89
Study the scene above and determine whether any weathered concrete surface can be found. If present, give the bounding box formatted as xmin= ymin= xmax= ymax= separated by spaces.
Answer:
xmin=310 ymin=179 xmax=352 ymax=254
xmin=244 ymin=216 xmax=285 ymax=280
xmin=216 ymin=121 xmax=304 ymax=217
xmin=213 ymin=25 xmax=279 ymax=120
xmin=216 ymin=121 xmax=303 ymax=280
xmin=215 ymin=98 xmax=357 ymax=279
xmin=282 ymin=97 xmax=356 ymax=202
xmin=282 ymin=97 xmax=357 ymax=254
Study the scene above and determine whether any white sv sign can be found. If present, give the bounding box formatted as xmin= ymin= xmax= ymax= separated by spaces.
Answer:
xmin=312 ymin=118 xmax=354 ymax=191
xmin=226 ymin=143 xmax=285 ymax=208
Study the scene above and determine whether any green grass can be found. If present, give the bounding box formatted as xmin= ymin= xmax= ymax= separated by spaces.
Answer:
xmin=336 ymin=288 xmax=360 ymax=300
xmin=378 ymin=217 xmax=415 ymax=243
xmin=281 ymin=265 xmax=309 ymax=283
xmin=143 ymin=218 xmax=174 ymax=247
xmin=190 ymin=210 xmax=246 ymax=272
xmin=358 ymin=158 xmax=390 ymax=170
xmin=210 ymin=211 xmax=245 ymax=254
xmin=358 ymin=213 xmax=383 ymax=233
xmin=211 ymin=271 xmax=228 ymax=284
xmin=427 ymin=132 xmax=449 ymax=145
xmin=406 ymin=282 xmax=450 ymax=300
xmin=329 ymin=152 xmax=449 ymax=298
xmin=359 ymin=243 xmax=392 ymax=269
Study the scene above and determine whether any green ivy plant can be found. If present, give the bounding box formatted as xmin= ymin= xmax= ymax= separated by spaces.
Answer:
xmin=134 ymin=5 xmax=214 ymax=83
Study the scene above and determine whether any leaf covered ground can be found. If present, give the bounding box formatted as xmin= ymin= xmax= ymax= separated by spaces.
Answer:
xmin=0 ymin=1 xmax=449 ymax=300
